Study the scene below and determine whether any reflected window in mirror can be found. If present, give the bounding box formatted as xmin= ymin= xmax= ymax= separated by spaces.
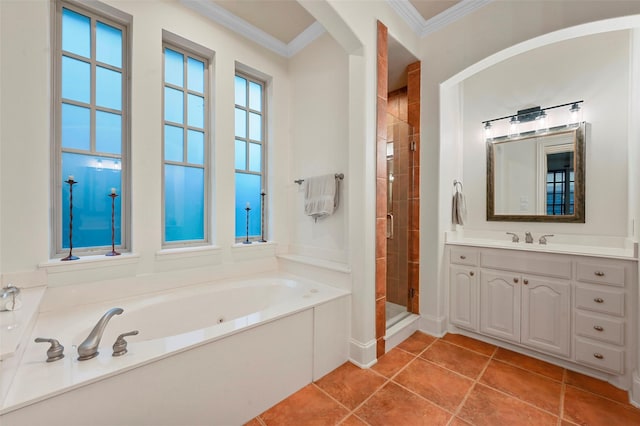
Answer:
xmin=546 ymin=151 xmax=574 ymax=215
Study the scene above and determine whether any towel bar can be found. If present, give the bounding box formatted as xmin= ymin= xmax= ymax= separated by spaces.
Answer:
xmin=295 ymin=173 xmax=344 ymax=185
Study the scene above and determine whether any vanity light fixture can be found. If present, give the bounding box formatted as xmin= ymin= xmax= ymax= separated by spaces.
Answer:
xmin=508 ymin=116 xmax=519 ymax=137
xmin=482 ymin=100 xmax=584 ymax=141
xmin=536 ymin=110 xmax=547 ymax=131
xmin=569 ymin=102 xmax=581 ymax=123
xmin=484 ymin=121 xmax=492 ymax=139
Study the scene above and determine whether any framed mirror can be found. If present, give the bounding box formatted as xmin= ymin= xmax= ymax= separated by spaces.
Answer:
xmin=486 ymin=122 xmax=586 ymax=222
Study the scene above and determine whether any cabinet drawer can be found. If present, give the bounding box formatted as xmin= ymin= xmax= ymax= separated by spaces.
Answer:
xmin=577 ymin=262 xmax=625 ymax=287
xmin=575 ymin=311 xmax=624 ymax=346
xmin=575 ymin=285 xmax=624 ymax=317
xmin=481 ymin=251 xmax=571 ymax=279
xmin=575 ymin=338 xmax=624 ymax=374
xmin=450 ymin=248 xmax=478 ymax=266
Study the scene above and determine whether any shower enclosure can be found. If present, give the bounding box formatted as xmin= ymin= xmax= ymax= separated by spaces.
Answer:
xmin=386 ymin=114 xmax=415 ymax=328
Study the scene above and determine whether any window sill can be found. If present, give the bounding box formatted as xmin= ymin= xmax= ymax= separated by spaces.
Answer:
xmin=155 ymin=245 xmax=222 ymax=260
xmin=40 ymin=252 xmax=140 ymax=273
xmin=231 ymin=240 xmax=276 ymax=249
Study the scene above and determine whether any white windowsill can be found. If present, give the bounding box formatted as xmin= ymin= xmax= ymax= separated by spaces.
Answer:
xmin=39 ymin=252 xmax=140 ymax=273
xmin=155 ymin=245 xmax=222 ymax=260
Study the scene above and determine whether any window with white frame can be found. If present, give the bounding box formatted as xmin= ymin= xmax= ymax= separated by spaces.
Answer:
xmin=54 ymin=2 xmax=129 ymax=255
xmin=234 ymin=73 xmax=266 ymax=241
xmin=162 ymin=43 xmax=209 ymax=245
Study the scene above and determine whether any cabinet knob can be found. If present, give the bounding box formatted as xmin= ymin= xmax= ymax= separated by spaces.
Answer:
xmin=593 ymin=325 xmax=604 ymax=332
xmin=594 ymin=297 xmax=604 ymax=303
xmin=593 ymin=353 xmax=604 ymax=360
xmin=469 ymin=271 xmax=474 ymax=276
xmin=523 ymin=279 xmax=529 ymax=285
xmin=594 ymin=271 xmax=605 ymax=277
xmin=513 ymin=278 xmax=519 ymax=283
xmin=460 ymin=255 xmax=466 ymax=260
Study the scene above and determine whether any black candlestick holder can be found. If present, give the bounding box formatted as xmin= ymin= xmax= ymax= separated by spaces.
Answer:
xmin=106 ymin=192 xmax=120 ymax=256
xmin=259 ymin=191 xmax=267 ymax=242
xmin=243 ymin=205 xmax=252 ymax=244
xmin=62 ymin=178 xmax=79 ymax=261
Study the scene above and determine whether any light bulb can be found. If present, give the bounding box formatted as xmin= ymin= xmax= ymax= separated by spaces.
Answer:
xmin=484 ymin=122 xmax=492 ymax=140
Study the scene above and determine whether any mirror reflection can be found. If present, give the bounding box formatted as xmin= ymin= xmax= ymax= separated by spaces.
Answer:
xmin=486 ymin=123 xmax=585 ymax=222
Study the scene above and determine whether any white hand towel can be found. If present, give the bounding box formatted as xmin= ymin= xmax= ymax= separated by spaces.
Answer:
xmin=304 ymin=174 xmax=338 ymax=221
xmin=452 ymin=189 xmax=467 ymax=225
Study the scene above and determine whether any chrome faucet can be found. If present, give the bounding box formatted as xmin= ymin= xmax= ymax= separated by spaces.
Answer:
xmin=525 ymin=232 xmax=534 ymax=243
xmin=1 ymin=284 xmax=21 ymax=311
xmin=539 ymin=234 xmax=554 ymax=245
xmin=77 ymin=307 xmax=123 ymax=361
xmin=506 ymin=232 xmax=519 ymax=243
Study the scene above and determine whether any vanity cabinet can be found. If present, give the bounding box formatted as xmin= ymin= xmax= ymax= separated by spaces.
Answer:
xmin=447 ymin=244 xmax=636 ymax=379
xmin=573 ymin=260 xmax=628 ymax=374
xmin=479 ymin=270 xmax=570 ymax=357
xmin=449 ymin=248 xmax=479 ymax=331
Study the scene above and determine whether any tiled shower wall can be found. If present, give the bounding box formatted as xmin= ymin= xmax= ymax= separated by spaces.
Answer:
xmin=376 ymin=21 xmax=421 ymax=357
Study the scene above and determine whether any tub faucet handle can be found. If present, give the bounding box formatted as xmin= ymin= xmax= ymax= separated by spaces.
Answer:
xmin=34 ymin=337 xmax=65 ymax=362
xmin=539 ymin=234 xmax=554 ymax=245
xmin=506 ymin=232 xmax=519 ymax=243
xmin=112 ymin=330 xmax=139 ymax=357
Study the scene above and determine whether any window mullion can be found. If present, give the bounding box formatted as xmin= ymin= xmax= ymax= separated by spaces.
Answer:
xmin=90 ymin=16 xmax=97 ymax=154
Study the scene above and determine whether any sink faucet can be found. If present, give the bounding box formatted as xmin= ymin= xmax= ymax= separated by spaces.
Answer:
xmin=77 ymin=307 xmax=124 ymax=361
xmin=525 ymin=232 xmax=533 ymax=243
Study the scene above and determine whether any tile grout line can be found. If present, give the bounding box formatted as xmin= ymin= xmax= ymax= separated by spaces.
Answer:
xmin=450 ymin=344 xmax=498 ymax=424
xmin=558 ymin=368 xmax=567 ymax=426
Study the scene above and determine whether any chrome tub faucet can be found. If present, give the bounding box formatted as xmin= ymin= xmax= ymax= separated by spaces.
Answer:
xmin=77 ymin=307 xmax=124 ymax=361
xmin=506 ymin=232 xmax=519 ymax=243
xmin=525 ymin=232 xmax=534 ymax=243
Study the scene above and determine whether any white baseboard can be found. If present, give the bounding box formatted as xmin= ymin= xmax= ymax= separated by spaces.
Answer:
xmin=348 ymin=338 xmax=377 ymax=368
xmin=418 ymin=314 xmax=447 ymax=337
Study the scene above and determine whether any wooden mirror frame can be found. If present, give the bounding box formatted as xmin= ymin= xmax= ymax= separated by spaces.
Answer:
xmin=486 ymin=122 xmax=586 ymax=223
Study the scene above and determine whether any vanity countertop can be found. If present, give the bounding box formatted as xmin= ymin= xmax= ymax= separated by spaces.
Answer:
xmin=445 ymin=233 xmax=638 ymax=260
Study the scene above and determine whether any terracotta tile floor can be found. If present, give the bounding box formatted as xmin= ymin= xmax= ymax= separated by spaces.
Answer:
xmin=246 ymin=332 xmax=640 ymax=426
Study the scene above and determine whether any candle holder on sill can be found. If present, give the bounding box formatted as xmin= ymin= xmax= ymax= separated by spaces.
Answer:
xmin=243 ymin=205 xmax=252 ymax=244
xmin=106 ymin=190 xmax=120 ymax=256
xmin=62 ymin=177 xmax=79 ymax=261
xmin=259 ymin=191 xmax=267 ymax=243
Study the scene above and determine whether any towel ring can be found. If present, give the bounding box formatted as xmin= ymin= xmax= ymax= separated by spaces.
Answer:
xmin=453 ymin=180 xmax=463 ymax=191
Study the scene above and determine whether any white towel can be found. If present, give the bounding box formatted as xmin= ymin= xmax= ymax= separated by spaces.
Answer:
xmin=304 ymin=174 xmax=339 ymax=221
xmin=452 ymin=189 xmax=467 ymax=225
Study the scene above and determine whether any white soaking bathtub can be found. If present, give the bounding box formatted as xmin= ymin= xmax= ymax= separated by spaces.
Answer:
xmin=0 ymin=273 xmax=351 ymax=426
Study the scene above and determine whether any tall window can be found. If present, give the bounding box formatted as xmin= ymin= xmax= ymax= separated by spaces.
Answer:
xmin=234 ymin=73 xmax=265 ymax=241
xmin=55 ymin=3 xmax=128 ymax=254
xmin=163 ymin=44 xmax=208 ymax=244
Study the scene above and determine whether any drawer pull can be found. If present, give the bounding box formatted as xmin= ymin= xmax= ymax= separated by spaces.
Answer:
xmin=460 ymin=255 xmax=466 ymax=260
xmin=469 ymin=271 xmax=475 ymax=276
xmin=523 ymin=279 xmax=529 ymax=285
xmin=594 ymin=271 xmax=605 ymax=277
xmin=593 ymin=325 xmax=604 ymax=331
xmin=513 ymin=278 xmax=519 ymax=283
xmin=594 ymin=297 xmax=604 ymax=303
xmin=593 ymin=353 xmax=604 ymax=360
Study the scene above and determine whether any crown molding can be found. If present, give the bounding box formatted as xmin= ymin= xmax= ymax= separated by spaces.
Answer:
xmin=386 ymin=0 xmax=425 ymax=34
xmin=421 ymin=0 xmax=493 ymax=36
xmin=287 ymin=21 xmax=326 ymax=57
xmin=181 ymin=0 xmax=301 ymax=58
xmin=387 ymin=0 xmax=492 ymax=38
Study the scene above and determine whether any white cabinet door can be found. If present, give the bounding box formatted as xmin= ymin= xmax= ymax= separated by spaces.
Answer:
xmin=450 ymin=266 xmax=478 ymax=331
xmin=480 ymin=271 xmax=520 ymax=343
xmin=521 ymin=277 xmax=570 ymax=357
